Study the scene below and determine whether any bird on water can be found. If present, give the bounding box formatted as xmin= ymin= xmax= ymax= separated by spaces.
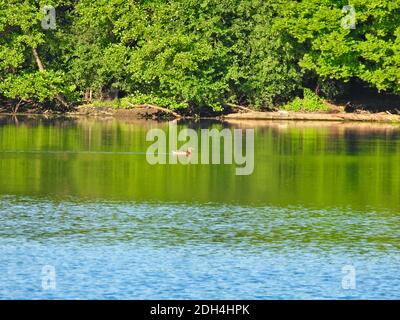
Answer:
xmin=172 ymin=147 xmax=193 ymax=156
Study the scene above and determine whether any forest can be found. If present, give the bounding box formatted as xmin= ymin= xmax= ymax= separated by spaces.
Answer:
xmin=0 ymin=0 xmax=400 ymax=114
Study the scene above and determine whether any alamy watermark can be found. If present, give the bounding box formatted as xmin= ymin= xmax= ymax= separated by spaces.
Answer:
xmin=146 ymin=123 xmax=255 ymax=176
xmin=342 ymin=264 xmax=356 ymax=290
xmin=42 ymin=265 xmax=56 ymax=290
xmin=41 ymin=5 xmax=56 ymax=30
xmin=342 ymin=5 xmax=356 ymax=30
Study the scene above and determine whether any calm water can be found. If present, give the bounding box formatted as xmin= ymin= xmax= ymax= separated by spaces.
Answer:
xmin=0 ymin=116 xmax=399 ymax=299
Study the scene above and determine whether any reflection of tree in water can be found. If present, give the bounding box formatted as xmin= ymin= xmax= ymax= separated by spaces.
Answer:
xmin=0 ymin=118 xmax=400 ymax=211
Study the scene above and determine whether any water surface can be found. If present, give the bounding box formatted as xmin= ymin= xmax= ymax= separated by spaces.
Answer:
xmin=0 ymin=116 xmax=399 ymax=299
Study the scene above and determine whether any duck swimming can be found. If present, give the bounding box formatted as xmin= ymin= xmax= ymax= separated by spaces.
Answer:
xmin=172 ymin=147 xmax=193 ymax=156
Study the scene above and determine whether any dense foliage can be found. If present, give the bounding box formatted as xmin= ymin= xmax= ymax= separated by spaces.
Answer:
xmin=0 ymin=0 xmax=399 ymax=112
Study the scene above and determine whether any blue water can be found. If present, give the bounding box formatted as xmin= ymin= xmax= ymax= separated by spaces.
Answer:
xmin=1 ymin=118 xmax=400 ymax=299
xmin=1 ymin=196 xmax=399 ymax=299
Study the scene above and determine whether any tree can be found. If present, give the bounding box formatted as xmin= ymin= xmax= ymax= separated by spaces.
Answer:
xmin=279 ymin=0 xmax=400 ymax=93
xmin=0 ymin=0 xmax=73 ymax=109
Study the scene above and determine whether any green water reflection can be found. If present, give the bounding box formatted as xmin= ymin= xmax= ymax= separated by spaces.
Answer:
xmin=0 ymin=116 xmax=400 ymax=210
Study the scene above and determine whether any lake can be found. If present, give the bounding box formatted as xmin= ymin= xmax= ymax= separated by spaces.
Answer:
xmin=0 ymin=115 xmax=399 ymax=299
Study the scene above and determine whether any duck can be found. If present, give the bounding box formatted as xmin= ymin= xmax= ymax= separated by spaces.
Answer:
xmin=172 ymin=147 xmax=193 ymax=156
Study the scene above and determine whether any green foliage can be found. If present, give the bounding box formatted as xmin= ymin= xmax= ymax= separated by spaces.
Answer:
xmin=120 ymin=93 xmax=188 ymax=110
xmin=86 ymin=94 xmax=188 ymax=110
xmin=282 ymin=89 xmax=329 ymax=112
xmin=0 ymin=70 xmax=73 ymax=102
xmin=0 ymin=0 xmax=303 ymax=110
xmin=279 ymin=0 xmax=400 ymax=93
xmin=1 ymin=0 xmax=400 ymax=111
xmin=0 ymin=0 xmax=76 ymax=105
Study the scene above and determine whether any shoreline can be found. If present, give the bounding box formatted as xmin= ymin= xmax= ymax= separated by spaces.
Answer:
xmin=223 ymin=110 xmax=400 ymax=123
xmin=1 ymin=105 xmax=400 ymax=123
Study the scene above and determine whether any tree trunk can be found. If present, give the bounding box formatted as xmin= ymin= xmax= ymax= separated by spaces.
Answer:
xmin=85 ymin=88 xmax=93 ymax=102
xmin=128 ymin=103 xmax=182 ymax=118
xmin=32 ymin=47 xmax=69 ymax=109
xmin=13 ymin=99 xmax=22 ymax=114
xmin=225 ymin=103 xmax=254 ymax=113
xmin=32 ymin=47 xmax=45 ymax=72
xmin=315 ymin=83 xmax=321 ymax=96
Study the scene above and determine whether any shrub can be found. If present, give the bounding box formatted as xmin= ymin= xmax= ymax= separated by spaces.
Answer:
xmin=282 ymin=89 xmax=329 ymax=112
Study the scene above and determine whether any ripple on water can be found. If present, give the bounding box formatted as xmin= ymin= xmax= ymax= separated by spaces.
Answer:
xmin=0 ymin=195 xmax=399 ymax=299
